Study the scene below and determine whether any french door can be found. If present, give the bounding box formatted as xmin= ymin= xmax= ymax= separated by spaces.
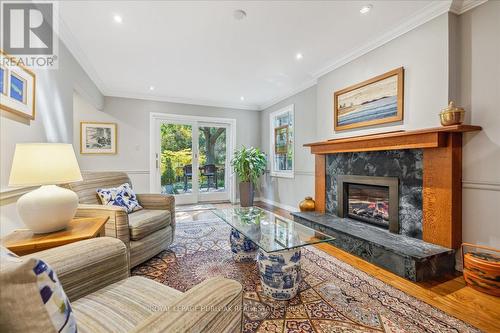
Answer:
xmin=150 ymin=114 xmax=235 ymax=205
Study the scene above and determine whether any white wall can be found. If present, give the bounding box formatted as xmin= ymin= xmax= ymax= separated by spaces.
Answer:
xmin=259 ymin=86 xmax=317 ymax=211
xmin=458 ymin=1 xmax=500 ymax=248
xmin=316 ymin=13 xmax=449 ymax=139
xmin=0 ymin=42 xmax=104 ymax=236
xmin=260 ymin=7 xmax=500 ymax=249
xmin=73 ymin=95 xmax=261 ymax=194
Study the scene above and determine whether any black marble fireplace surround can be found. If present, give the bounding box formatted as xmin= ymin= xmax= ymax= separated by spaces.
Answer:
xmin=327 ymin=150 xmax=423 ymax=238
xmin=292 ymin=149 xmax=455 ymax=281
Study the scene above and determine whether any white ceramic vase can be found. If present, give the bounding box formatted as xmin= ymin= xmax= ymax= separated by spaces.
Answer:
xmin=17 ymin=185 xmax=79 ymax=234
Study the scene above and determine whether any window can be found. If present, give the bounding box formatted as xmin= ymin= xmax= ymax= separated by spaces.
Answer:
xmin=270 ymin=104 xmax=294 ymax=178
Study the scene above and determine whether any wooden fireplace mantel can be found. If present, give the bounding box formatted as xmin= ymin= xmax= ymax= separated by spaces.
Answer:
xmin=304 ymin=125 xmax=482 ymax=154
xmin=306 ymin=125 xmax=482 ymax=249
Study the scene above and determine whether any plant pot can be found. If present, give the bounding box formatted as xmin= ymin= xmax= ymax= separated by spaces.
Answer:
xmin=165 ymin=184 xmax=175 ymax=195
xmin=239 ymin=182 xmax=254 ymax=207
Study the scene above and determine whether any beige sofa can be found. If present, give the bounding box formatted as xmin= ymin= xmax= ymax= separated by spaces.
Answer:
xmin=66 ymin=172 xmax=175 ymax=267
xmin=5 ymin=237 xmax=243 ymax=332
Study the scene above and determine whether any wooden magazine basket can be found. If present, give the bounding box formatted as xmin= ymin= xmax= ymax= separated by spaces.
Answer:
xmin=462 ymin=243 xmax=500 ymax=296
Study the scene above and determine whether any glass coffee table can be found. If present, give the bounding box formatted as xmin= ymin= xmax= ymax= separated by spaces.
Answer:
xmin=213 ymin=207 xmax=335 ymax=300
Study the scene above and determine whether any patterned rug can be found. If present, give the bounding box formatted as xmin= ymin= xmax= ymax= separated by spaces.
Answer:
xmin=132 ymin=213 xmax=480 ymax=333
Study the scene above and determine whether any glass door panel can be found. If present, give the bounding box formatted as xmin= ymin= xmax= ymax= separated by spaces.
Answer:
xmin=198 ymin=124 xmax=229 ymax=201
xmin=159 ymin=122 xmax=198 ymax=204
xmin=152 ymin=116 xmax=232 ymax=204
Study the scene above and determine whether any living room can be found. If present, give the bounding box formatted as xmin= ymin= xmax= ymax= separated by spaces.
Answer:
xmin=0 ymin=1 xmax=499 ymax=332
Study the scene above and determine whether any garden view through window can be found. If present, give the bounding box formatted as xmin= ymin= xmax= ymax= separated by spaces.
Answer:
xmin=270 ymin=105 xmax=294 ymax=177
xmin=160 ymin=123 xmax=226 ymax=194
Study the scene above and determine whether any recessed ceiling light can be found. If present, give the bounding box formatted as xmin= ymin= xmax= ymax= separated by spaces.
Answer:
xmin=240 ymin=96 xmax=245 ymax=101
xmin=233 ymin=9 xmax=247 ymax=20
xmin=113 ymin=15 xmax=123 ymax=23
xmin=360 ymin=4 xmax=373 ymax=14
xmin=149 ymin=86 xmax=155 ymax=91
xmin=296 ymin=53 xmax=303 ymax=60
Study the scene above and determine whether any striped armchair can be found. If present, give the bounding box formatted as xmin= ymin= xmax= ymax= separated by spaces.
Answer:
xmin=21 ymin=238 xmax=243 ymax=332
xmin=66 ymin=172 xmax=175 ymax=267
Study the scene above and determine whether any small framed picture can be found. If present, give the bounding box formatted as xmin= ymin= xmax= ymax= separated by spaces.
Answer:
xmin=274 ymin=125 xmax=289 ymax=154
xmin=0 ymin=66 xmax=7 ymax=95
xmin=80 ymin=122 xmax=117 ymax=154
xmin=0 ymin=51 xmax=36 ymax=120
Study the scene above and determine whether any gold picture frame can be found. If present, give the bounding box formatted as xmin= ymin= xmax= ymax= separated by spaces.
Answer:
xmin=80 ymin=122 xmax=118 ymax=154
xmin=334 ymin=67 xmax=404 ymax=131
xmin=274 ymin=125 xmax=289 ymax=154
xmin=0 ymin=50 xmax=36 ymax=120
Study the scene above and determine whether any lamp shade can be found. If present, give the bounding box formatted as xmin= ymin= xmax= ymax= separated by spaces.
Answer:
xmin=9 ymin=143 xmax=83 ymax=186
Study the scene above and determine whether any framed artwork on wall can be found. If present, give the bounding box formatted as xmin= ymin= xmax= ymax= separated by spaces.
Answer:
xmin=334 ymin=67 xmax=404 ymax=131
xmin=0 ymin=50 xmax=36 ymax=120
xmin=80 ymin=122 xmax=117 ymax=154
xmin=274 ymin=125 xmax=289 ymax=154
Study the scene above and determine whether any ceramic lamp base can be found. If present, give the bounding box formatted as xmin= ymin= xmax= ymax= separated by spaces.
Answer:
xmin=17 ymin=185 xmax=78 ymax=234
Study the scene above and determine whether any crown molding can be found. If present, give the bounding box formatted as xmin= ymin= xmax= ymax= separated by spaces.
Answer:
xmin=105 ymin=90 xmax=260 ymax=111
xmin=58 ymin=16 xmax=108 ymax=95
xmin=449 ymin=0 xmax=488 ymax=14
xmin=58 ymin=0 xmax=475 ymax=113
xmin=311 ymin=1 xmax=452 ymax=79
xmin=260 ymin=1 xmax=455 ymax=111
xmin=259 ymin=78 xmax=318 ymax=110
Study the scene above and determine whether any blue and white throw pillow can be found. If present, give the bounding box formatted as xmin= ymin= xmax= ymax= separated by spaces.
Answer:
xmin=0 ymin=247 xmax=77 ymax=332
xmin=96 ymin=183 xmax=143 ymax=213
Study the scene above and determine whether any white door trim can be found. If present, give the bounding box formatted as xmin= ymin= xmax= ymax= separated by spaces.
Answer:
xmin=149 ymin=112 xmax=237 ymax=204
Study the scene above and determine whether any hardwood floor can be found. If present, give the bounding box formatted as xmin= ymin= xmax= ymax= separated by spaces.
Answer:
xmin=206 ymin=201 xmax=500 ymax=332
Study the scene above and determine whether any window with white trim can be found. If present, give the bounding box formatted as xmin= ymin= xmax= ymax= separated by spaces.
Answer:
xmin=270 ymin=105 xmax=294 ymax=178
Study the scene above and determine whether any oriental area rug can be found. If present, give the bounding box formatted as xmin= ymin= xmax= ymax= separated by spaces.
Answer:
xmin=132 ymin=212 xmax=480 ymax=333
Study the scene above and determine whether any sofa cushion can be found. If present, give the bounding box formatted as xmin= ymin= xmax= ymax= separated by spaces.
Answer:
xmin=72 ymin=276 xmax=182 ymax=333
xmin=0 ymin=247 xmax=77 ymax=333
xmin=97 ymin=183 xmax=143 ymax=213
xmin=128 ymin=209 xmax=171 ymax=240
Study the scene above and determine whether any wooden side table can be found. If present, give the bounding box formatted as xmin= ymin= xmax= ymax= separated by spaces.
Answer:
xmin=1 ymin=217 xmax=109 ymax=256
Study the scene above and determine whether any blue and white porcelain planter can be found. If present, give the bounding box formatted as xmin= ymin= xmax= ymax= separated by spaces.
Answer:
xmin=229 ymin=228 xmax=258 ymax=262
xmin=257 ymin=248 xmax=301 ymax=300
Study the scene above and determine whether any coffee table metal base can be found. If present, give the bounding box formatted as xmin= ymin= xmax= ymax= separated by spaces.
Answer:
xmin=229 ymin=228 xmax=258 ymax=262
xmin=257 ymin=248 xmax=302 ymax=300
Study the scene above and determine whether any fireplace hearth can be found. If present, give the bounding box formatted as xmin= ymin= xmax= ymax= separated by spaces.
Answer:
xmin=337 ymin=175 xmax=399 ymax=233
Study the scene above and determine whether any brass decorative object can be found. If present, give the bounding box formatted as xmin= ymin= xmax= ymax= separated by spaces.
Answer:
xmin=299 ymin=196 xmax=315 ymax=212
xmin=440 ymin=101 xmax=465 ymax=126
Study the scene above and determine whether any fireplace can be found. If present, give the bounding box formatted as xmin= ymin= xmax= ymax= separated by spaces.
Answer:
xmin=337 ymin=175 xmax=399 ymax=233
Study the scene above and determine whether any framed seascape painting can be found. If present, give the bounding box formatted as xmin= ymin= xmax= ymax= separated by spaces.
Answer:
xmin=274 ymin=125 xmax=289 ymax=154
xmin=0 ymin=51 xmax=36 ymax=120
xmin=80 ymin=122 xmax=117 ymax=154
xmin=334 ymin=67 xmax=404 ymax=131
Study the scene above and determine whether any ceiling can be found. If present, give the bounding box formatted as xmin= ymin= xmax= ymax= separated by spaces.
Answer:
xmin=59 ymin=1 xmax=454 ymax=110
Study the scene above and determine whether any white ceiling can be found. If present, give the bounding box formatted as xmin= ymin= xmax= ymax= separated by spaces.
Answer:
xmin=59 ymin=0 xmax=455 ymax=110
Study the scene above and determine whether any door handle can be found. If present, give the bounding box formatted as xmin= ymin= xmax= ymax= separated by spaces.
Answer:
xmin=155 ymin=153 xmax=159 ymax=169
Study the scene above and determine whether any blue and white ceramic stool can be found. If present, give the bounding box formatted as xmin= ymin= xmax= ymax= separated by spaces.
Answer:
xmin=229 ymin=228 xmax=258 ymax=262
xmin=257 ymin=248 xmax=301 ymax=300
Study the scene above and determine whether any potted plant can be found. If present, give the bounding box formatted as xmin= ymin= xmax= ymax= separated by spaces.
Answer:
xmin=161 ymin=157 xmax=176 ymax=194
xmin=231 ymin=147 xmax=267 ymax=207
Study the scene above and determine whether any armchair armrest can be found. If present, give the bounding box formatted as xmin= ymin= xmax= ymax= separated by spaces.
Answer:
xmin=75 ymin=204 xmax=131 ymax=246
xmin=136 ymin=194 xmax=176 ymax=229
xmin=133 ymin=277 xmax=242 ymax=333
xmin=24 ymin=237 xmax=129 ymax=301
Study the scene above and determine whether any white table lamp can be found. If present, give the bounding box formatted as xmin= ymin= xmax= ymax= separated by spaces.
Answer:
xmin=9 ymin=143 xmax=83 ymax=233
